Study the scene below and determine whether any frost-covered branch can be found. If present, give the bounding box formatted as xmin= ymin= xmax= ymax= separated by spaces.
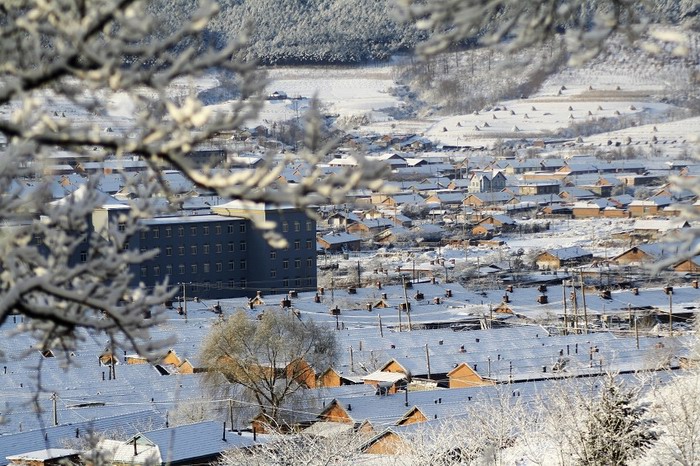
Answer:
xmin=0 ymin=1 xmax=386 ymax=364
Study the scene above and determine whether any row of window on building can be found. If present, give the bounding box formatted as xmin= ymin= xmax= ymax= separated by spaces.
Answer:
xmin=140 ymin=220 xmax=314 ymax=240
xmin=138 ymin=257 xmax=315 ymax=278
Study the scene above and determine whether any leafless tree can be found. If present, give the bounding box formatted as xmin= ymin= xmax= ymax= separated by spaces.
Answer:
xmin=643 ymin=371 xmax=700 ymax=466
xmin=200 ymin=309 xmax=338 ymax=425
xmin=218 ymin=428 xmax=368 ymax=466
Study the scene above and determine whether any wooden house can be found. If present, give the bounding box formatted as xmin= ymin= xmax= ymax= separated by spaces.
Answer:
xmin=472 ymin=223 xmax=496 ymax=237
xmin=6 ymin=449 xmax=81 ymax=466
xmin=535 ymin=246 xmax=593 ymax=270
xmin=478 ymin=214 xmax=516 ymax=228
xmin=361 ymin=428 xmax=409 ymax=455
xmin=628 ymin=198 xmax=674 ymax=217
xmin=347 ymin=218 xmax=395 ymax=237
xmin=361 ymin=371 xmax=408 ymax=394
xmin=517 ymin=181 xmax=560 ymax=196
xmin=316 ymin=367 xmax=363 ymax=388
xmin=613 ymin=242 xmax=700 ymax=271
xmin=463 ymin=192 xmax=514 ymax=208
xmin=317 ymin=232 xmax=362 ymax=252
xmin=447 ymin=363 xmax=494 ymax=388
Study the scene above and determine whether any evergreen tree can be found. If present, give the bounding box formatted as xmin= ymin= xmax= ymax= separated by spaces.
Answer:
xmin=578 ymin=376 xmax=657 ymax=466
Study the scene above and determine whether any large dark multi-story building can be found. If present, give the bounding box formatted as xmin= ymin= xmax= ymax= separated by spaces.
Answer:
xmin=90 ymin=200 xmax=317 ymax=299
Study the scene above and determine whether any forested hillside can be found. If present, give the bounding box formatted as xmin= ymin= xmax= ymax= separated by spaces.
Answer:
xmin=152 ymin=0 xmax=420 ymax=65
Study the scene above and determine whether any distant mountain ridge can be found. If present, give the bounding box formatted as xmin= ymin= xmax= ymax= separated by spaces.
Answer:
xmin=149 ymin=0 xmax=697 ymax=65
xmin=151 ymin=0 xmax=421 ymax=65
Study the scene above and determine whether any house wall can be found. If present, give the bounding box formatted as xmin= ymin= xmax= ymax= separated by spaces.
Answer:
xmin=674 ymin=260 xmax=700 ymax=273
xmin=448 ymin=364 xmax=492 ymax=388
xmin=162 ymin=351 xmax=181 ymax=366
xmin=472 ymin=225 xmax=493 ymax=236
xmin=614 ymin=248 xmax=650 ymax=265
xmin=178 ymin=360 xmax=195 ymax=374
xmin=397 ymin=408 xmax=427 ymax=426
xmin=320 ymin=403 xmax=353 ymax=423
xmin=363 ymin=433 xmax=407 ymax=455
xmin=602 ymin=209 xmax=629 ymax=218
xmin=362 ymin=379 xmax=399 ymax=394
xmin=382 ymin=360 xmax=407 ymax=375
xmin=126 ymin=356 xmax=148 ymax=365
xmin=286 ymin=359 xmax=316 ymax=388
xmin=572 ymin=207 xmax=601 ymax=218
xmin=535 ymin=253 xmax=560 ymax=270
xmin=317 ymin=369 xmax=341 ymax=388
xmin=629 ymin=205 xmax=662 ymax=217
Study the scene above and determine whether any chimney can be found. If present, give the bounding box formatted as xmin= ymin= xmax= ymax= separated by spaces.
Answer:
xmin=693 ymin=280 xmax=699 ymax=289
xmin=376 ymin=281 xmax=382 ymax=289
xmin=314 ymin=294 xmax=321 ymax=303
xmin=537 ymin=294 xmax=548 ymax=304
xmin=366 ymin=303 xmax=372 ymax=312
xmin=503 ymin=294 xmax=510 ymax=303
xmin=445 ymin=289 xmax=452 ymax=298
xmin=347 ymin=287 xmax=357 ymax=294
xmin=256 ymin=290 xmax=262 ymax=298
xmin=223 ymin=422 xmax=227 ymax=441
xmin=664 ymin=286 xmax=673 ymax=295
xmin=433 ymin=297 xmax=441 ymax=304
xmin=506 ymin=285 xmax=513 ymax=293
xmin=632 ymin=287 xmax=639 ymax=295
xmin=415 ymin=292 xmax=424 ymax=300
xmin=458 ymin=345 xmax=465 ymax=353
xmin=381 ymin=293 xmax=387 ymax=300
xmin=318 ymin=287 xmax=325 ymax=295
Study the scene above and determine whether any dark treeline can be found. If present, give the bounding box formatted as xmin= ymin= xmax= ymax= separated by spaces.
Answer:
xmin=148 ymin=0 xmax=697 ymax=66
xmin=150 ymin=0 xmax=422 ymax=65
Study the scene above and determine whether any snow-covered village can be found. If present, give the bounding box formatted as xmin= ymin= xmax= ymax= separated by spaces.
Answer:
xmin=1 ymin=2 xmax=699 ymax=465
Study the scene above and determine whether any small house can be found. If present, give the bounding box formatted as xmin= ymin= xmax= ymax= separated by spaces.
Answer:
xmin=535 ymin=246 xmax=593 ymax=270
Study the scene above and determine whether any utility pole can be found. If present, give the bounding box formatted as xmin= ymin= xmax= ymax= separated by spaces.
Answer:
xmin=51 ymin=393 xmax=58 ymax=426
xmin=425 ymin=344 xmax=431 ymax=379
xmin=579 ymin=270 xmax=588 ymax=334
xmin=356 ymin=261 xmax=361 ymax=288
xmin=182 ymin=282 xmax=187 ymax=322
xmin=669 ymin=291 xmax=673 ymax=337
xmin=562 ymin=280 xmax=568 ymax=335
xmin=401 ymin=275 xmax=409 ymax=332
xmin=378 ymin=313 xmax=383 ymax=338
xmin=571 ymin=281 xmax=579 ymax=333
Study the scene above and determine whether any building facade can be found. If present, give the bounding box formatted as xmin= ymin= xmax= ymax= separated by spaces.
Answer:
xmin=88 ymin=202 xmax=317 ymax=300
